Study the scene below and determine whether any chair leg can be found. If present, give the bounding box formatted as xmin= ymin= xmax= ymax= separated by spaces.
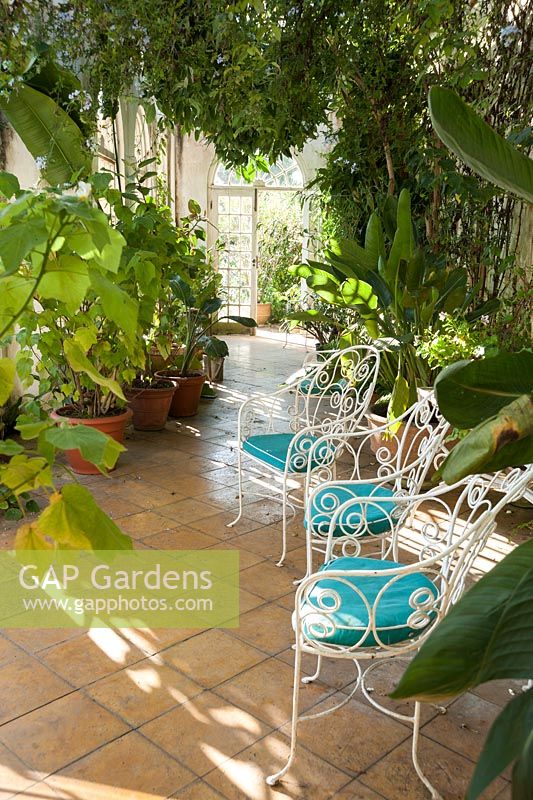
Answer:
xmin=266 ymin=643 xmax=302 ymax=785
xmin=227 ymin=450 xmax=244 ymax=528
xmin=302 ymin=655 xmax=322 ymax=684
xmin=412 ymin=702 xmax=443 ymax=800
xmin=276 ymin=484 xmax=288 ymax=567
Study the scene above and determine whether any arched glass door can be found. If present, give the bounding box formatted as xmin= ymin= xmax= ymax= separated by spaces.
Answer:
xmin=209 ymin=156 xmax=304 ymax=320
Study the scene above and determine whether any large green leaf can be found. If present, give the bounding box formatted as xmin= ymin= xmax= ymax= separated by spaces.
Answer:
xmin=39 ymin=254 xmax=90 ymax=313
xmin=385 ymin=188 xmax=414 ymax=286
xmin=36 ymin=484 xmax=133 ymax=550
xmin=0 ymin=358 xmax=15 ymax=405
xmin=64 ymin=340 xmax=126 ymax=401
xmin=466 ymin=688 xmax=533 ymax=800
xmin=391 ymin=538 xmax=533 ymax=701
xmin=0 ymin=171 xmax=20 ymax=198
xmin=340 ymin=277 xmax=377 ymax=310
xmin=364 ymin=211 xmax=386 ymax=266
xmin=0 ymin=218 xmax=49 ymax=274
xmin=435 ymin=351 xmax=533 ymax=428
xmin=437 ymin=394 xmax=533 ymax=483
xmin=88 ymin=269 xmax=139 ymax=339
xmin=429 ymin=87 xmax=533 ymax=204
xmin=0 ymin=85 xmax=91 ymax=185
xmin=327 ymin=238 xmax=376 ymax=272
xmin=45 ymin=424 xmax=125 ymax=473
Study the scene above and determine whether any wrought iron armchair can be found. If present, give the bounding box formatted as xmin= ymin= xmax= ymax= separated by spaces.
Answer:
xmin=227 ymin=346 xmax=380 ymax=565
xmin=266 ymin=465 xmax=533 ymax=797
xmin=301 ymin=391 xmax=451 ymax=577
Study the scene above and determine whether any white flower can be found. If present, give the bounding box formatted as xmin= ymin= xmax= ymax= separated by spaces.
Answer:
xmin=68 ymin=89 xmax=80 ymax=101
xmin=438 ymin=311 xmax=447 ymax=322
xmin=35 ymin=156 xmax=47 ymax=170
xmin=65 ymin=181 xmax=92 ymax=200
xmin=72 ymin=181 xmax=92 ymax=200
xmin=473 ymin=346 xmax=485 ymax=358
xmin=481 ymin=314 xmax=490 ymax=325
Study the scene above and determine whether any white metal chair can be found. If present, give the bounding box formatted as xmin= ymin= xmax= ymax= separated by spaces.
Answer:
xmin=227 ymin=346 xmax=380 ymax=565
xmin=266 ymin=464 xmax=533 ymax=797
xmin=301 ymin=391 xmax=451 ymax=577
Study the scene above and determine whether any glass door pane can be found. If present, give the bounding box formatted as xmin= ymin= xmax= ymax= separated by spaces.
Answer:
xmin=212 ymin=189 xmax=256 ymax=319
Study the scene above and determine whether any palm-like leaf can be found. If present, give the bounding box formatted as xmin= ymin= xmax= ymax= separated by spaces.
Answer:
xmin=0 ymin=85 xmax=90 ymax=185
xmin=429 ymin=87 xmax=533 ymax=204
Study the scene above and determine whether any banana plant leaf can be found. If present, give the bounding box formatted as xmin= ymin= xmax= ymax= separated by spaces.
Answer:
xmin=435 ymin=351 xmax=533 ymax=428
xmin=434 ymin=351 xmax=533 ymax=483
xmin=391 ymin=538 xmax=533 ymax=799
xmin=0 ymin=85 xmax=91 ymax=185
xmin=429 ymin=86 xmax=533 ymax=204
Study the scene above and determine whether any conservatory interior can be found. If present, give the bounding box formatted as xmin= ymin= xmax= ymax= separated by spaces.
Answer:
xmin=0 ymin=3 xmax=532 ymax=800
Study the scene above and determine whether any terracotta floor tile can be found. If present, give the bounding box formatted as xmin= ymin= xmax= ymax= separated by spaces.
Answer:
xmin=45 ymin=732 xmax=195 ymax=799
xmin=0 ymin=741 xmax=43 ymax=799
xmin=142 ymin=526 xmax=221 ymax=550
xmin=156 ymin=498 xmax=221 ymax=525
xmin=204 ymin=731 xmax=352 ymax=799
xmin=359 ymin=736 xmax=506 ymax=799
xmin=170 ymin=779 xmax=226 ymax=799
xmin=239 ymin=589 xmax=268 ymax=614
xmin=275 ymin=648 xmax=363 ymax=694
xmin=205 ymin=543 xmax=265 ymax=571
xmin=115 ymin=627 xmax=200 ymax=657
xmin=227 ymin=604 xmax=294 ymax=656
xmin=239 ymin=562 xmax=296 ymax=601
xmin=162 ymin=629 xmax=266 ymax=688
xmin=140 ymin=690 xmax=271 ymax=777
xmin=150 ymin=475 xmax=224 ymax=497
xmin=422 ymin=692 xmax=502 ymax=761
xmin=0 ymin=633 xmax=26 ymax=667
xmin=0 ymin=656 xmax=72 ymax=724
xmin=234 ymin=526 xmax=301 ymax=560
xmin=238 ymin=500 xmax=285 ymax=526
xmin=471 ymin=678 xmax=526 ymax=707
xmin=331 ymin=780 xmax=387 ymax=799
xmin=188 ymin=511 xmax=263 ymax=539
xmin=2 ymin=626 xmax=84 ymax=654
xmin=215 ymin=656 xmax=335 ymax=728
xmin=203 ymin=467 xmax=241 ymax=487
xmin=40 ymin=629 xmax=143 ymax=688
xmin=90 ymin=495 xmax=145 ymax=519
xmin=0 ymin=693 xmax=128 ymax=774
xmin=280 ymin=692 xmax=410 ymax=776
xmin=116 ymin=510 xmax=175 ymax=539
xmin=104 ymin=479 xmax=184 ymax=510
xmin=86 ymin=661 xmax=203 ymax=726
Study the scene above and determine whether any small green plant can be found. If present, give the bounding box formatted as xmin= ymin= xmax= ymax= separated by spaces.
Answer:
xmin=0 ymin=488 xmax=39 ymax=521
xmin=416 ymin=313 xmax=498 ymax=371
xmin=168 ymin=275 xmax=256 ymax=377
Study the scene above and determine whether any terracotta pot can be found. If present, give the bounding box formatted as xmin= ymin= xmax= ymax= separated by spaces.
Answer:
xmin=50 ymin=407 xmax=132 ymax=475
xmin=124 ymin=384 xmax=175 ymax=431
xmin=256 ymin=303 xmax=272 ymax=325
xmin=366 ymin=409 xmax=444 ymax=478
xmin=155 ymin=370 xmax=206 ymax=417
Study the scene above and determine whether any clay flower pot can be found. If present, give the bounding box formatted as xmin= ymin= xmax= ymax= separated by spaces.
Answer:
xmin=155 ymin=369 xmax=206 ymax=417
xmin=124 ymin=381 xmax=176 ymax=431
xmin=50 ymin=406 xmax=133 ymax=475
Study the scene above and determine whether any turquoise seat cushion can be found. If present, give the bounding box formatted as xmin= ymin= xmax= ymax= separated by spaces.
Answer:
xmin=301 ymin=556 xmax=438 ymax=647
xmin=306 ymin=483 xmax=396 ymax=538
xmin=242 ymin=432 xmax=332 ymax=473
xmin=299 ymin=376 xmax=348 ymax=396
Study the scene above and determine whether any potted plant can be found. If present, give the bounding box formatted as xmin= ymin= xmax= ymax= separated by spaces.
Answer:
xmin=294 ymin=189 xmax=499 ymax=434
xmin=156 ymin=275 xmax=256 ymax=416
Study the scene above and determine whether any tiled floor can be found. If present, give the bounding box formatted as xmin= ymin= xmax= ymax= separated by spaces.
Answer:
xmin=0 ymin=335 xmax=530 ymax=800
